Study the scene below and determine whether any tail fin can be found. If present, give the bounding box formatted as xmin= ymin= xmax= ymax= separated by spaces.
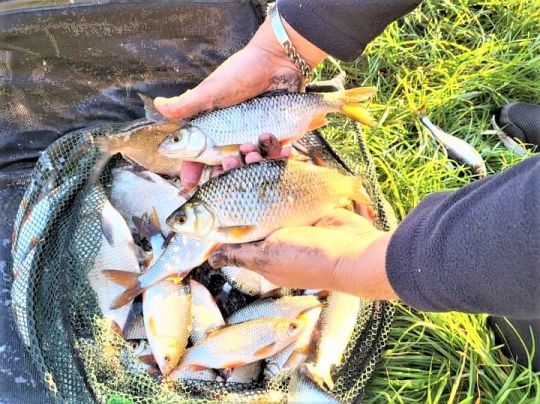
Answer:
xmin=326 ymin=87 xmax=377 ymax=127
xmin=103 ymin=270 xmax=143 ymax=309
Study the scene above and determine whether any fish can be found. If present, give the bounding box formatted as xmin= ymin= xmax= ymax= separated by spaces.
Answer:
xmin=142 ymin=277 xmax=192 ymax=376
xmin=166 ymin=159 xmax=371 ymax=244
xmin=189 ymin=279 xmax=225 ymax=344
xmin=86 ymin=197 xmax=141 ymax=335
xmin=169 ymin=367 xmax=217 ymax=382
xmin=263 ymin=306 xmax=321 ymax=378
xmin=11 ymin=248 xmax=38 ymax=347
xmin=226 ymin=361 xmax=262 ymax=383
xmin=226 ymin=295 xmax=320 ymax=325
xmin=314 ymin=292 xmax=361 ymax=390
xmin=90 ymin=94 xmax=183 ymax=183
xmin=220 ymin=266 xmax=277 ymax=296
xmin=178 ymin=318 xmax=305 ymax=371
xmin=221 ymin=389 xmax=286 ymax=403
xmin=122 ymin=339 xmax=160 ymax=376
xmin=288 ymin=364 xmax=339 ymax=403
xmin=418 ymin=112 xmax=486 ymax=178
xmin=124 ymin=315 xmax=146 ymax=340
xmin=110 ymin=167 xmax=188 ymax=234
xmin=157 ymin=87 xmax=377 ymax=165
xmin=104 ymin=232 xmax=216 ymax=309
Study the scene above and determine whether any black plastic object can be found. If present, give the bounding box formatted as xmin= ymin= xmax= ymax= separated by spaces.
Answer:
xmin=495 ymin=103 xmax=540 ymax=147
xmin=0 ymin=1 xmax=264 ymax=402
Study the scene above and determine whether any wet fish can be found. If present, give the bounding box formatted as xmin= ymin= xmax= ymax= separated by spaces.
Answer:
xmin=143 ymin=277 xmax=191 ymax=376
xmin=418 ymin=113 xmax=486 ymax=178
xmin=167 ymin=159 xmax=371 ymax=244
xmin=124 ymin=315 xmax=146 ymax=340
xmin=227 ymin=295 xmax=320 ymax=325
xmin=121 ymin=339 xmax=160 ymax=376
xmin=288 ymin=364 xmax=339 ymax=403
xmin=86 ymin=198 xmax=141 ymax=335
xmin=314 ymin=292 xmax=361 ymax=390
xmin=157 ymin=87 xmax=376 ymax=165
xmin=110 ymin=167 xmax=188 ymax=234
xmin=220 ymin=266 xmax=277 ymax=296
xmin=91 ymin=94 xmax=183 ymax=182
xmin=189 ymin=279 xmax=225 ymax=344
xmin=169 ymin=367 xmax=217 ymax=382
xmin=227 ymin=361 xmax=262 ymax=383
xmin=178 ymin=318 xmax=305 ymax=370
xmin=264 ymin=306 xmax=321 ymax=378
xmin=11 ymin=248 xmax=38 ymax=346
xmin=104 ymin=232 xmax=216 ymax=309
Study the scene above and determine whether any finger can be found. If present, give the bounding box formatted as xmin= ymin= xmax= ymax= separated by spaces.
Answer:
xmin=259 ymin=134 xmax=281 ymax=159
xmin=208 ymin=242 xmax=269 ymax=271
xmin=222 ymin=155 xmax=242 ymax=171
xmin=154 ymin=86 xmax=214 ymax=120
xmin=280 ymin=146 xmax=292 ymax=158
xmin=245 ymin=152 xmax=264 ymax=164
xmin=315 ymin=208 xmax=372 ymax=228
xmin=181 ymin=161 xmax=205 ymax=189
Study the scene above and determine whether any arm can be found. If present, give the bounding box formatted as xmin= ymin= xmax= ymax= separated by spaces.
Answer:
xmin=154 ymin=0 xmax=422 ymax=187
xmin=209 ymin=156 xmax=540 ymax=319
xmin=387 ymin=155 xmax=540 ymax=319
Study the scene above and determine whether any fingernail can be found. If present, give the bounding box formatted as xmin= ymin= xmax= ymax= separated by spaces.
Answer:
xmin=208 ymin=251 xmax=226 ymax=268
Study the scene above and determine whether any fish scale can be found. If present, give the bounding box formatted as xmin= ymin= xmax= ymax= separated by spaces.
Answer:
xmin=168 ymin=159 xmax=365 ymax=244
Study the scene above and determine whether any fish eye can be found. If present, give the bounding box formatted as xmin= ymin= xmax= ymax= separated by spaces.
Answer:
xmin=176 ymin=210 xmax=188 ymax=224
xmin=289 ymin=323 xmax=298 ymax=332
xmin=171 ymin=134 xmax=181 ymax=143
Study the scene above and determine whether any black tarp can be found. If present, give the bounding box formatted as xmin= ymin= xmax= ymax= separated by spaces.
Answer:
xmin=0 ymin=1 xmax=264 ymax=401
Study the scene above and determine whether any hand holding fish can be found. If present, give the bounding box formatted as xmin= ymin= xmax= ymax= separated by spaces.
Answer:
xmin=208 ymin=209 xmax=398 ymax=301
xmin=154 ymin=17 xmax=326 ymax=188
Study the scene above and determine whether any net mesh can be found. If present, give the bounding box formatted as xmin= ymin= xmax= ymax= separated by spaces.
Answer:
xmin=10 ymin=119 xmax=396 ymax=403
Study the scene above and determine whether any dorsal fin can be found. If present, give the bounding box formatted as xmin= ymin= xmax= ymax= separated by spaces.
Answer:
xmin=138 ymin=93 xmax=168 ymax=123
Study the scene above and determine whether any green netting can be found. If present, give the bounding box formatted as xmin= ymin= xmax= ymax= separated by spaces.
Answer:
xmin=10 ymin=118 xmax=396 ymax=403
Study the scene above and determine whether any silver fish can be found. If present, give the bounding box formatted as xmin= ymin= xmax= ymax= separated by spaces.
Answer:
xmin=169 ymin=367 xmax=217 ymax=382
xmin=220 ymin=266 xmax=277 ymax=296
xmin=288 ymin=364 xmax=339 ymax=403
xmin=314 ymin=292 xmax=361 ymax=390
xmin=110 ymin=167 xmax=188 ymax=234
xmin=178 ymin=318 xmax=305 ymax=371
xmin=104 ymin=232 xmax=216 ymax=309
xmin=167 ymin=159 xmax=371 ymax=244
xmin=87 ymin=198 xmax=141 ymax=335
xmin=226 ymin=296 xmax=321 ymax=325
xmin=11 ymin=248 xmax=38 ymax=347
xmin=227 ymin=361 xmax=262 ymax=384
xmin=158 ymin=87 xmax=376 ymax=165
xmin=419 ymin=113 xmax=486 ymax=178
xmin=190 ymin=279 xmax=225 ymax=344
xmin=124 ymin=315 xmax=146 ymax=340
xmin=143 ymin=278 xmax=191 ymax=376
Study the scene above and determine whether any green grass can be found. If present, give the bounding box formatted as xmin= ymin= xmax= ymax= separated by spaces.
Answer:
xmin=315 ymin=0 xmax=540 ymax=402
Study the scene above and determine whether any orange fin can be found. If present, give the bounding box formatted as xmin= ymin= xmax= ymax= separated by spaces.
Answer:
xmin=343 ymin=86 xmax=377 ymax=102
xmin=139 ymin=354 xmax=158 ymax=366
xmin=110 ymin=320 xmax=123 ymax=337
xmin=222 ymin=361 xmax=247 ymax=369
xmin=342 ymin=105 xmax=377 ymax=127
xmin=255 ymin=342 xmax=277 ymax=357
xmin=215 ymin=144 xmax=241 ymax=155
xmin=308 ymin=113 xmax=329 ymax=131
xmin=103 ymin=270 xmax=143 ymax=309
xmin=218 ymin=225 xmax=256 ymax=241
xmin=187 ymin=364 xmax=208 ymax=372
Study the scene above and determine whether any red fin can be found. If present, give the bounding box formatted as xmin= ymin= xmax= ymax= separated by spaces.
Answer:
xmin=254 ymin=342 xmax=277 ymax=357
xmin=221 ymin=361 xmax=247 ymax=369
xmin=139 ymin=354 xmax=158 ymax=366
xmin=103 ymin=270 xmax=143 ymax=309
xmin=308 ymin=151 xmax=327 ymax=168
xmin=110 ymin=320 xmax=123 ymax=337
xmin=29 ymin=236 xmax=40 ymax=249
xmin=187 ymin=364 xmax=208 ymax=371
xmin=307 ymin=113 xmax=329 ymax=131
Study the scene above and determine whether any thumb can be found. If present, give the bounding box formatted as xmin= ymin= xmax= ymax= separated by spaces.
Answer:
xmin=154 ymin=86 xmax=213 ymax=120
xmin=208 ymin=242 xmax=269 ymax=272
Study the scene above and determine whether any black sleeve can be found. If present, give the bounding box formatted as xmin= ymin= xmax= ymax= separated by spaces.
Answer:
xmin=278 ymin=0 xmax=422 ymax=61
xmin=386 ymin=156 xmax=540 ymax=320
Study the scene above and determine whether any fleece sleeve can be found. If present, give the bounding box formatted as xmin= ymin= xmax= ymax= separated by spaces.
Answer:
xmin=386 ymin=156 xmax=540 ymax=320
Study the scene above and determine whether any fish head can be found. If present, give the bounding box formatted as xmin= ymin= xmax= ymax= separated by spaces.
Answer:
xmin=158 ymin=125 xmax=208 ymax=159
xmin=154 ymin=337 xmax=184 ymax=376
xmin=166 ymin=199 xmax=216 ymax=237
xmin=274 ymin=319 xmax=306 ymax=343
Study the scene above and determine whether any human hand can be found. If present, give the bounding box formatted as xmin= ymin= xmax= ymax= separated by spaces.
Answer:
xmin=207 ymin=208 xmax=398 ymax=301
xmin=154 ymin=17 xmax=326 ymax=188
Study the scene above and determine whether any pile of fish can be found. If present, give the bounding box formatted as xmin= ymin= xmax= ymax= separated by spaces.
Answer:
xmin=82 ymin=87 xmax=377 ymax=401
